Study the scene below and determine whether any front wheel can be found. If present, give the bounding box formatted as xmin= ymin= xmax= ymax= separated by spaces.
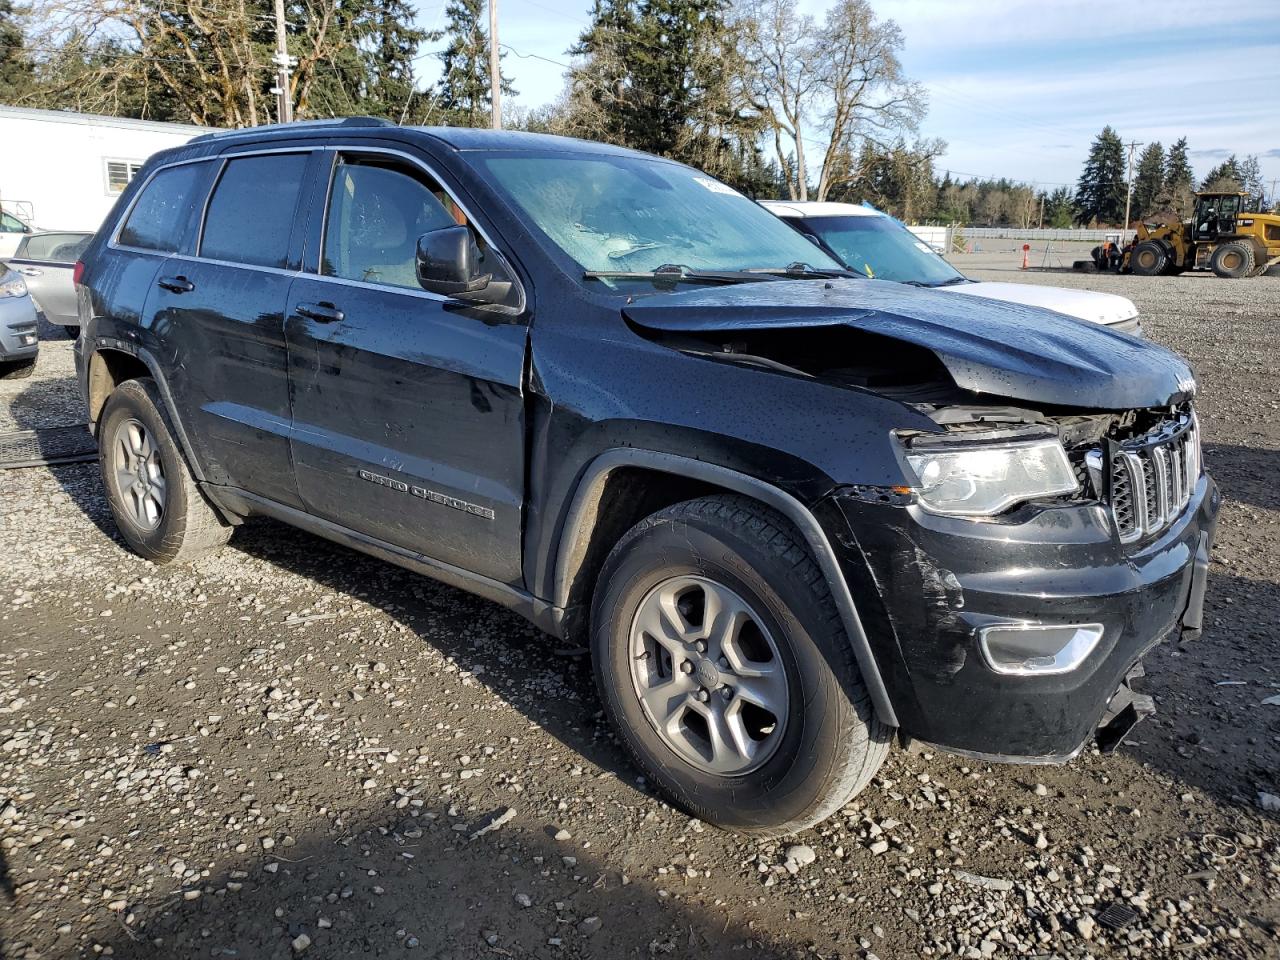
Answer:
xmin=1131 ymin=241 xmax=1168 ymax=276
xmin=591 ymin=495 xmax=891 ymax=835
xmin=0 ymin=358 xmax=36 ymax=380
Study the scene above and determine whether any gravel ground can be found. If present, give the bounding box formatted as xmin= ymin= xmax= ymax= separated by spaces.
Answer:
xmin=1 ymin=275 xmax=1278 ymax=960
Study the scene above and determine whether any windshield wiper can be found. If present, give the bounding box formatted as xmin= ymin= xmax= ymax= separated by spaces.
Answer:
xmin=931 ymin=276 xmax=970 ymax=286
xmin=584 ymin=264 xmax=778 ymax=289
xmin=744 ymin=262 xmax=857 ymax=280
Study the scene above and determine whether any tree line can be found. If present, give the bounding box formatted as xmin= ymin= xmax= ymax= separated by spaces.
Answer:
xmin=0 ymin=0 xmax=1269 ymax=225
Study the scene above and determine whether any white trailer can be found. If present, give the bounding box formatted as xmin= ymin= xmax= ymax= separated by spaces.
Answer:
xmin=0 ymin=106 xmax=208 ymax=240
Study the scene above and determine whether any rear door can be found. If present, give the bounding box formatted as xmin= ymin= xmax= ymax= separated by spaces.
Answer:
xmin=284 ymin=145 xmax=529 ymax=584
xmin=143 ymin=150 xmax=316 ymax=509
xmin=8 ymin=233 xmax=92 ymax=327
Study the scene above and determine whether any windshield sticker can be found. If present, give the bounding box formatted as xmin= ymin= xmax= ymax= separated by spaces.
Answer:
xmin=691 ymin=177 xmax=741 ymax=197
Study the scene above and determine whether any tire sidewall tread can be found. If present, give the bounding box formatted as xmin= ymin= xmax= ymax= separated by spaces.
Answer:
xmin=591 ymin=495 xmax=890 ymax=836
xmin=98 ymin=378 xmax=230 ymax=564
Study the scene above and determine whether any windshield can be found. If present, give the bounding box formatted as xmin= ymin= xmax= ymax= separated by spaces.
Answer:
xmin=479 ymin=153 xmax=841 ymax=282
xmin=800 ymin=216 xmax=964 ymax=285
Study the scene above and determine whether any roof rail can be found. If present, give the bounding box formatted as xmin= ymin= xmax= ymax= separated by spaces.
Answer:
xmin=189 ymin=115 xmax=395 ymax=144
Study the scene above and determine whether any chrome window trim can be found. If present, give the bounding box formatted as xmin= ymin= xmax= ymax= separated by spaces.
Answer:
xmin=168 ymin=252 xmax=302 ymax=280
xmin=104 ymin=140 xmax=526 ymax=312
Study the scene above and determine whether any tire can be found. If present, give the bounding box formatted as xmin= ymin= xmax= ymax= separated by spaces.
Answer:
xmin=1210 ymin=241 xmax=1256 ymax=279
xmin=1131 ymin=241 xmax=1168 ymax=276
xmin=591 ymin=494 xmax=892 ymax=835
xmin=98 ymin=377 xmax=232 ymax=564
xmin=0 ymin=358 xmax=36 ymax=380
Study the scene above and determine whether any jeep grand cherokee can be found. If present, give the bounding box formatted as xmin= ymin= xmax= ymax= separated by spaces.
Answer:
xmin=74 ymin=118 xmax=1218 ymax=834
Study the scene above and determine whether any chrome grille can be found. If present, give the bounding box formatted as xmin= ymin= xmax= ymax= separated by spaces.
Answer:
xmin=1094 ymin=414 xmax=1200 ymax=543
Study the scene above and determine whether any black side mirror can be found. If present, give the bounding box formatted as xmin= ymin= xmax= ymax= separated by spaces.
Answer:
xmin=416 ymin=225 xmax=491 ymax=296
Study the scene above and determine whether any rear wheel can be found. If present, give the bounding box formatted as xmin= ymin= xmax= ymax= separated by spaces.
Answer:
xmin=1131 ymin=241 xmax=1167 ymax=276
xmin=99 ymin=378 xmax=232 ymax=563
xmin=591 ymin=494 xmax=892 ymax=835
xmin=1210 ymin=241 xmax=1256 ymax=279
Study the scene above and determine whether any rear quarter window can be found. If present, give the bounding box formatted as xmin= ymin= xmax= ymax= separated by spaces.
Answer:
xmin=118 ymin=162 xmax=211 ymax=253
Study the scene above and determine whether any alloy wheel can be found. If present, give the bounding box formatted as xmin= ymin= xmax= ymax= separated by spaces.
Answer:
xmin=628 ymin=575 xmax=788 ymax=776
xmin=112 ymin=417 xmax=167 ymax=531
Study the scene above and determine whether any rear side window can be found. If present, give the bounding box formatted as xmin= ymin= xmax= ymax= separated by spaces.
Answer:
xmin=20 ymin=233 xmax=92 ymax=262
xmin=118 ymin=163 xmax=208 ymax=252
xmin=201 ymin=154 xmax=308 ymax=268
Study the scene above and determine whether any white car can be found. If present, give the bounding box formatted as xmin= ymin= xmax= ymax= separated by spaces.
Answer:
xmin=763 ymin=201 xmax=1142 ymax=336
xmin=0 ymin=209 xmax=36 ymax=260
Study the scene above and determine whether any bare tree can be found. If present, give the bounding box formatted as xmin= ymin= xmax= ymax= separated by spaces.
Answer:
xmin=739 ymin=0 xmax=924 ymax=201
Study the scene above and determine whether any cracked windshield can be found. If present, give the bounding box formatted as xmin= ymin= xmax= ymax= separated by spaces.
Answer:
xmin=481 ymin=154 xmax=842 ymax=282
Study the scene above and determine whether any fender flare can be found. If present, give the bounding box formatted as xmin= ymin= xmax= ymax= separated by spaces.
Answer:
xmin=87 ymin=338 xmax=209 ymax=485
xmin=553 ymin=449 xmax=899 ymax=727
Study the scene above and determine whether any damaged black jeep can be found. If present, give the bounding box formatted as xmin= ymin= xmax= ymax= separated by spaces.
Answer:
xmin=75 ymin=120 xmax=1218 ymax=834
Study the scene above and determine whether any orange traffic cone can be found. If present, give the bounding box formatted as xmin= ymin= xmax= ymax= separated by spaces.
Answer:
xmin=1020 ymin=244 xmax=1030 ymax=269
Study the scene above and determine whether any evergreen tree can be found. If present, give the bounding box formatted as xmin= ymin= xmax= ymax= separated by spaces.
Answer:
xmin=437 ymin=0 xmax=514 ymax=126
xmin=1042 ymin=186 xmax=1075 ymax=228
xmin=1073 ymin=126 xmax=1126 ymax=225
xmin=1163 ymin=137 xmax=1195 ymax=217
xmin=1238 ymin=154 xmax=1266 ymax=210
xmin=0 ymin=0 xmax=31 ymax=97
xmin=1131 ymin=141 xmax=1164 ymax=221
xmin=1201 ymin=155 xmax=1243 ymax=192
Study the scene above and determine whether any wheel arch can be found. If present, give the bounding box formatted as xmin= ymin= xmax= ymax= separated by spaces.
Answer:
xmin=85 ymin=343 xmax=209 ymax=486
xmin=551 ymin=448 xmax=899 ymax=727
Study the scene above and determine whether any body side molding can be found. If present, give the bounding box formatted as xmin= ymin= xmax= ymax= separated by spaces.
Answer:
xmin=552 ymin=449 xmax=899 ymax=728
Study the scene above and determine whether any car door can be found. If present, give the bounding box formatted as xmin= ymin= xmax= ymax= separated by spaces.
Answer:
xmin=143 ymin=150 xmax=316 ymax=510
xmin=284 ymin=146 xmax=529 ymax=585
xmin=8 ymin=233 xmax=91 ymax=328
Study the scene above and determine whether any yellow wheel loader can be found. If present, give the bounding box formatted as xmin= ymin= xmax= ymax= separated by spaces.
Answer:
xmin=1125 ymin=192 xmax=1280 ymax=278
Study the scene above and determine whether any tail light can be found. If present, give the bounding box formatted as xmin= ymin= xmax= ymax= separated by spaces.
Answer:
xmin=73 ymin=260 xmax=85 ymax=288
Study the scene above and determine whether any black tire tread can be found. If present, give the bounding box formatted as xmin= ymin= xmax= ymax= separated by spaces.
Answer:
xmin=0 ymin=358 xmax=36 ymax=380
xmin=596 ymin=494 xmax=891 ymax=836
xmin=99 ymin=378 xmax=232 ymax=564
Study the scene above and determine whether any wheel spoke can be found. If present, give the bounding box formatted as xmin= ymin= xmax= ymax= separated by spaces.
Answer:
xmin=731 ymin=675 xmax=786 ymax=716
xmin=628 ymin=575 xmax=789 ymax=777
xmin=126 ymin=422 xmax=147 ymax=458
xmin=689 ymin=698 xmax=751 ymax=773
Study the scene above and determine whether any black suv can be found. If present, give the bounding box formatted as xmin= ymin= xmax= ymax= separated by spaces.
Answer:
xmin=75 ymin=119 xmax=1218 ymax=834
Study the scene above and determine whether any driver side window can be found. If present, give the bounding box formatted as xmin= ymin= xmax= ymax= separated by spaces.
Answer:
xmin=322 ymin=158 xmax=457 ymax=290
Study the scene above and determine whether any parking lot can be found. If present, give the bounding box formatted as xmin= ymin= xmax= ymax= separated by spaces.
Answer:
xmin=1 ymin=265 xmax=1278 ymax=959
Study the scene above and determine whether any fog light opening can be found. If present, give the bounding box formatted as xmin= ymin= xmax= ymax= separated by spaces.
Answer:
xmin=978 ymin=623 xmax=1104 ymax=676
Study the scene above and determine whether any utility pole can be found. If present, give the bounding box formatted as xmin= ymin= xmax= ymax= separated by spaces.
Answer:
xmin=1121 ymin=140 xmax=1142 ymax=243
xmin=1269 ymin=178 xmax=1278 ymax=213
xmin=1038 ymin=192 xmax=1045 ymax=230
xmin=272 ymin=0 xmax=294 ymax=124
xmin=488 ymin=0 xmax=502 ymax=130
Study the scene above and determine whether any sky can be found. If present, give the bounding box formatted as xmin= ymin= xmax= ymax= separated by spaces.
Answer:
xmin=410 ymin=0 xmax=1280 ymax=197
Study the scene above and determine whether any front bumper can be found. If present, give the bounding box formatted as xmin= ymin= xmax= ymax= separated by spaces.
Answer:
xmin=0 ymin=295 xmax=40 ymax=361
xmin=826 ymin=473 xmax=1220 ymax=760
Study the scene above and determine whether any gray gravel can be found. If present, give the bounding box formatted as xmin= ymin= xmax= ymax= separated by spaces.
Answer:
xmin=1 ymin=272 xmax=1278 ymax=958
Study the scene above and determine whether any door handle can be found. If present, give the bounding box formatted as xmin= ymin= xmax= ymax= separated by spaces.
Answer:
xmin=17 ymin=267 xmax=41 ymax=277
xmin=157 ymin=275 xmax=195 ymax=294
xmin=295 ymin=301 xmax=344 ymax=323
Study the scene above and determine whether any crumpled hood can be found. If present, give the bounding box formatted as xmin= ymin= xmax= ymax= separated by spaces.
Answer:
xmin=622 ymin=279 xmax=1195 ymax=410
xmin=944 ymin=280 xmax=1140 ymax=327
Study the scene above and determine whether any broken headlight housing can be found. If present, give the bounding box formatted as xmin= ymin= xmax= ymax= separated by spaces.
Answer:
xmin=901 ymin=435 xmax=1079 ymax=517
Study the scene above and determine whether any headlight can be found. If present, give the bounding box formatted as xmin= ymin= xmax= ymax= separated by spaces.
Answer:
xmin=0 ymin=273 xmax=27 ymax=299
xmin=903 ymin=436 xmax=1078 ymax=517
